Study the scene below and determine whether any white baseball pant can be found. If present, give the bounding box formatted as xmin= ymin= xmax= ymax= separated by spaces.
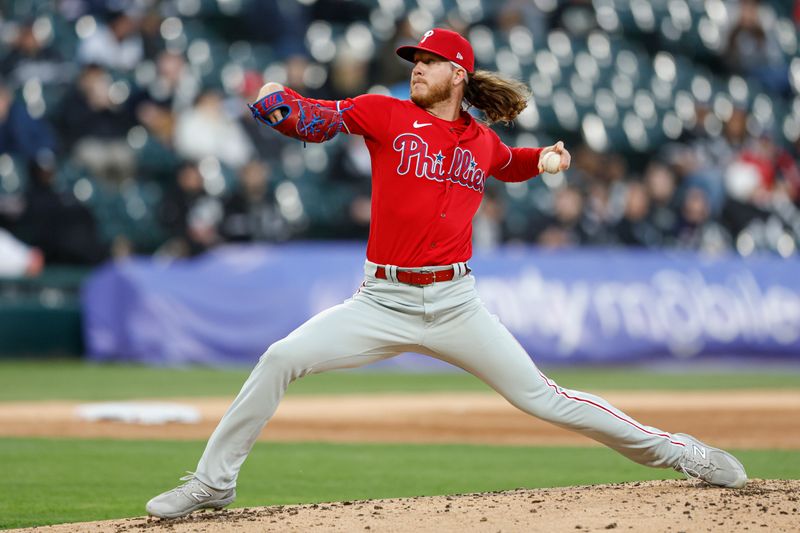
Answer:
xmin=195 ymin=261 xmax=686 ymax=490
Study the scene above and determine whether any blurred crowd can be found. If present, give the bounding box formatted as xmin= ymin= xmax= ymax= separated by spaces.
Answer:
xmin=0 ymin=0 xmax=799 ymax=275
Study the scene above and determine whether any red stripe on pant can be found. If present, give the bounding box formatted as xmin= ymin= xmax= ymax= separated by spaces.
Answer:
xmin=536 ymin=370 xmax=686 ymax=448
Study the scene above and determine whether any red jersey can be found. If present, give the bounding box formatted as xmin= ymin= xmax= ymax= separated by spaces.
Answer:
xmin=285 ymin=88 xmax=543 ymax=267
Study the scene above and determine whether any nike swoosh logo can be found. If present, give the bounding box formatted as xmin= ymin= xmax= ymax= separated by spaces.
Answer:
xmin=413 ymin=121 xmax=432 ymax=128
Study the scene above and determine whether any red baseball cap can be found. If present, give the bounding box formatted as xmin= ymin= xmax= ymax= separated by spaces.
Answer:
xmin=396 ymin=28 xmax=475 ymax=74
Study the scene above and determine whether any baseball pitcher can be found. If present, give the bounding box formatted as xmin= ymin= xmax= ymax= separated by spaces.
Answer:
xmin=146 ymin=28 xmax=747 ymax=519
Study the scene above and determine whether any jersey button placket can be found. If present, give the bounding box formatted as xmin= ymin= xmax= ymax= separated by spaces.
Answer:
xmin=433 ymin=152 xmax=454 ymax=242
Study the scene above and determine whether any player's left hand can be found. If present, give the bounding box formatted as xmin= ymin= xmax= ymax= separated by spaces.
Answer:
xmin=538 ymin=141 xmax=571 ymax=174
xmin=256 ymin=82 xmax=286 ymax=123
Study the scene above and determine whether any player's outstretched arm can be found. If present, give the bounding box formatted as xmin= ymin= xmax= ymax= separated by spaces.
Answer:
xmin=248 ymin=82 xmax=349 ymax=144
xmin=249 ymin=81 xmax=394 ymax=141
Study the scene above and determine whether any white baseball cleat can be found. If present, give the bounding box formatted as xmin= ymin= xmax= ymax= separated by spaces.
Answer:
xmin=146 ymin=472 xmax=236 ymax=519
xmin=673 ymin=433 xmax=748 ymax=488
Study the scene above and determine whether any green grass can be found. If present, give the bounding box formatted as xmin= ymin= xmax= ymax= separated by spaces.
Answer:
xmin=1 ymin=437 xmax=798 ymax=529
xmin=2 ymin=362 xmax=797 ymax=528
xmin=0 ymin=361 xmax=798 ymax=402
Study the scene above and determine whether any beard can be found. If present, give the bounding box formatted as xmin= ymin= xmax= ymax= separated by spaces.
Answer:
xmin=410 ymin=77 xmax=452 ymax=108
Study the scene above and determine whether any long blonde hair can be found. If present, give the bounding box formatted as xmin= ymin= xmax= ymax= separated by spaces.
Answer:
xmin=463 ymin=70 xmax=530 ymax=124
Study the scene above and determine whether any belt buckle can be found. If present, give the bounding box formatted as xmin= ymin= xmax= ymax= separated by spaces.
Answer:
xmin=414 ymin=269 xmax=435 ymax=286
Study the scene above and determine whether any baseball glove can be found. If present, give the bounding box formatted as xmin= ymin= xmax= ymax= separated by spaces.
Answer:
xmin=248 ymin=90 xmax=346 ymax=144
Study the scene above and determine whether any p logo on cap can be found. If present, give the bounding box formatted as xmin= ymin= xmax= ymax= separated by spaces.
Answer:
xmin=396 ymin=28 xmax=475 ymax=74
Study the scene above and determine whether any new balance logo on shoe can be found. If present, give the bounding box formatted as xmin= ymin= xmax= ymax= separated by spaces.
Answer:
xmin=190 ymin=487 xmax=211 ymax=502
xmin=692 ymin=444 xmax=707 ymax=459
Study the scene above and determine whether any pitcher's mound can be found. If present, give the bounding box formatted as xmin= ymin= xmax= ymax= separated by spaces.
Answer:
xmin=15 ymin=479 xmax=799 ymax=532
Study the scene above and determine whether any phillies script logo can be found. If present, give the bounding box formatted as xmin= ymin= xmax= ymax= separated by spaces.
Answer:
xmin=392 ymin=133 xmax=485 ymax=192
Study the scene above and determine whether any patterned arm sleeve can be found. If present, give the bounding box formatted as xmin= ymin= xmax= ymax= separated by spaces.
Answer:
xmin=282 ymin=88 xmax=394 ymax=141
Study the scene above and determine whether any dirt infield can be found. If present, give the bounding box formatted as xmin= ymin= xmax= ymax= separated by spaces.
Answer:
xmin=13 ymin=479 xmax=800 ymax=532
xmin=5 ymin=390 xmax=800 ymax=531
xmin=1 ymin=390 xmax=800 ymax=449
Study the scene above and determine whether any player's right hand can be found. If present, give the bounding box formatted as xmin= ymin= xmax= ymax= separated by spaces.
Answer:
xmin=257 ymin=82 xmax=285 ymax=123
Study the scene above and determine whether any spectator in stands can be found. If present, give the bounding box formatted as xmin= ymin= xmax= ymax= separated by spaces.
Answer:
xmin=158 ymin=161 xmax=223 ymax=257
xmin=721 ymin=157 xmax=770 ymax=243
xmin=724 ymin=0 xmax=790 ymax=96
xmin=174 ymin=89 xmax=255 ymax=171
xmin=220 ymin=159 xmax=289 ymax=243
xmin=138 ymin=7 xmax=166 ymax=61
xmin=373 ymin=17 xmax=418 ymax=92
xmin=643 ymin=161 xmax=680 ymax=245
xmin=780 ymin=137 xmax=800 ymax=206
xmin=285 ymin=55 xmax=325 ymax=99
xmin=582 ymin=153 xmax=627 ymax=245
xmin=325 ymin=46 xmax=371 ymax=102
xmin=0 ymin=228 xmax=44 ymax=277
xmin=16 ymin=152 xmax=110 ymax=265
xmin=669 ymin=106 xmax=749 ymax=216
xmin=676 ymin=186 xmax=731 ymax=254
xmin=721 ymin=132 xmax=800 ymax=246
xmin=77 ymin=9 xmax=144 ymax=72
xmin=0 ymin=81 xmax=57 ymax=161
xmin=127 ymin=51 xmax=201 ymax=182
xmin=0 ymin=17 xmax=73 ymax=88
xmin=241 ymin=0 xmax=309 ymax=57
xmin=55 ymin=63 xmax=136 ymax=184
xmin=473 ymin=187 xmax=506 ymax=250
xmin=137 ymin=51 xmax=200 ymax=113
xmin=327 ymin=135 xmax=372 ymax=239
xmin=136 ymin=100 xmax=174 ymax=147
xmin=614 ymin=181 xmax=660 ymax=247
xmin=133 ymin=99 xmax=180 ymax=183
xmin=567 ymin=143 xmax=604 ymax=187
xmin=536 ymin=185 xmax=588 ymax=248
xmin=738 ymin=132 xmax=800 ymax=205
xmin=0 ymin=191 xmax=24 ymax=231
xmin=582 ymin=181 xmax=616 ymax=244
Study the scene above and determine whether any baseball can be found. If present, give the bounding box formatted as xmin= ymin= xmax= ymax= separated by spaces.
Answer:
xmin=541 ymin=151 xmax=562 ymax=174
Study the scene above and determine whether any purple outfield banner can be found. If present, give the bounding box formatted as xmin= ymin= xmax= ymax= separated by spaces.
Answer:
xmin=82 ymin=243 xmax=800 ymax=367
